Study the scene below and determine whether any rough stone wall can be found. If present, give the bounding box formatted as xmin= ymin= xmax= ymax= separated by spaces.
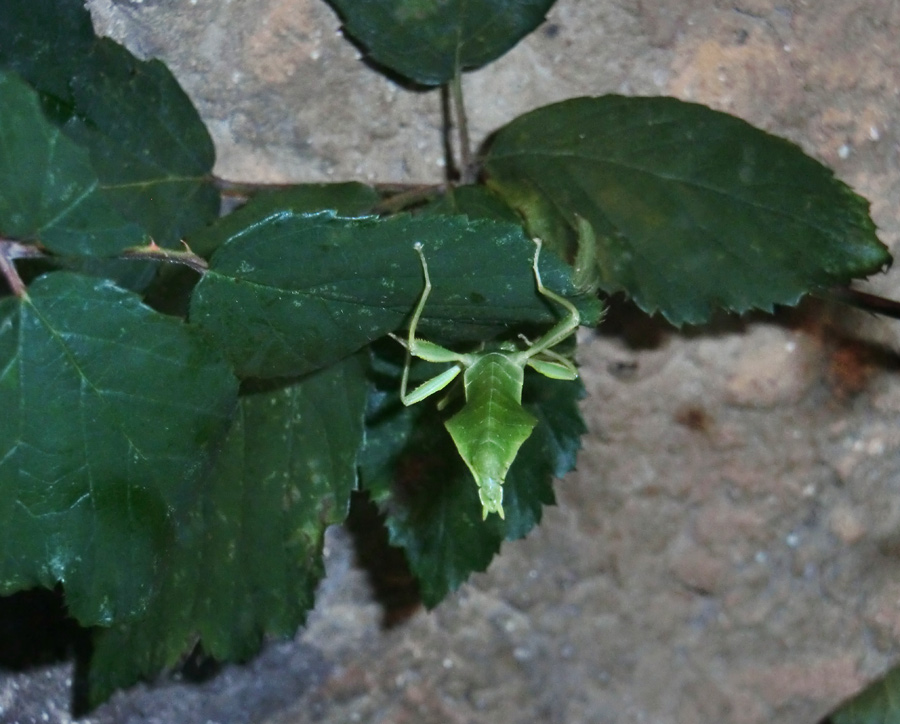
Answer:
xmin=2 ymin=1 xmax=900 ymax=722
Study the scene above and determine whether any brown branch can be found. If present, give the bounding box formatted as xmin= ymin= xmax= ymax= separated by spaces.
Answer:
xmin=450 ymin=71 xmax=475 ymax=184
xmin=372 ymin=185 xmax=445 ymax=214
xmin=120 ymin=241 xmax=209 ymax=274
xmin=825 ymin=286 xmax=900 ymax=321
xmin=213 ymin=175 xmax=436 ymax=201
xmin=0 ymin=239 xmax=40 ymax=297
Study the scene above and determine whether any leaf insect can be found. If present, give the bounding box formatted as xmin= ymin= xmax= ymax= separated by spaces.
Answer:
xmin=392 ymin=238 xmax=581 ymax=519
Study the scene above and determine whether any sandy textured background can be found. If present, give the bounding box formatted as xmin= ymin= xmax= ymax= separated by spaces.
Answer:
xmin=3 ymin=1 xmax=900 ymax=722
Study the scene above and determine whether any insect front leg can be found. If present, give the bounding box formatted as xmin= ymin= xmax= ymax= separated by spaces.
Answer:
xmin=394 ymin=242 xmax=470 ymax=406
xmin=518 ymin=238 xmax=582 ymax=368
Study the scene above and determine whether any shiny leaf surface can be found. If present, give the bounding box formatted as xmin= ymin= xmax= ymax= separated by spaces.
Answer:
xmin=190 ymin=212 xmax=600 ymax=378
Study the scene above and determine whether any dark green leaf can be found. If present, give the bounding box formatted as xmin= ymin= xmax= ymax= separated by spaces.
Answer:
xmin=190 ymin=212 xmax=601 ymax=379
xmin=64 ymin=39 xmax=219 ymax=246
xmin=360 ymin=352 xmax=585 ymax=606
xmin=89 ymin=355 xmax=366 ymax=704
xmin=484 ymin=95 xmax=892 ymax=325
xmin=0 ymin=1 xmax=219 ymax=246
xmin=360 ymin=395 xmax=504 ymax=607
xmin=0 ymin=71 xmax=146 ymax=255
xmin=0 ymin=272 xmax=238 ymax=625
xmin=503 ymin=371 xmax=585 ymax=538
xmin=44 ymin=257 xmax=161 ymax=294
xmin=326 ymin=0 xmax=556 ymax=85
xmin=190 ymin=182 xmax=380 ymax=258
xmin=0 ymin=0 xmax=95 ymax=107
xmin=826 ymin=665 xmax=900 ymax=724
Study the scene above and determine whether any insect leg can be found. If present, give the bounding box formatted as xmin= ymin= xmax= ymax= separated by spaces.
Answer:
xmin=395 ymin=243 xmax=469 ymax=406
xmin=521 ymin=238 xmax=581 ymax=363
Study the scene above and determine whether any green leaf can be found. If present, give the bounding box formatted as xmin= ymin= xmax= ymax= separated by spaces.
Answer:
xmin=64 ymin=39 xmax=219 ymax=246
xmin=0 ymin=272 xmax=238 ymax=625
xmin=360 ymin=394 xmax=504 ymax=606
xmin=42 ymin=257 xmax=161 ymax=294
xmin=360 ymin=353 xmax=585 ymax=606
xmin=88 ymin=355 xmax=367 ymax=705
xmin=325 ymin=0 xmax=556 ymax=85
xmin=484 ymin=95 xmax=892 ymax=325
xmin=826 ymin=665 xmax=900 ymax=724
xmin=0 ymin=71 xmax=146 ymax=255
xmin=189 ymin=182 xmax=380 ymax=258
xmin=0 ymin=0 xmax=95 ymax=107
xmin=190 ymin=212 xmax=601 ymax=379
xmin=0 ymin=1 xmax=219 ymax=246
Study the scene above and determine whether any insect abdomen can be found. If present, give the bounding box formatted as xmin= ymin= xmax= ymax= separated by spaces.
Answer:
xmin=445 ymin=354 xmax=537 ymax=518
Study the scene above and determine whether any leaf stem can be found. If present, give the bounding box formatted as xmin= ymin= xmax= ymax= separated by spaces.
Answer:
xmin=213 ymin=175 xmax=441 ymax=202
xmin=372 ymin=184 xmax=445 ymax=214
xmin=824 ymin=286 xmax=900 ymax=320
xmin=0 ymin=239 xmax=44 ymax=297
xmin=212 ymin=176 xmax=312 ymax=201
xmin=450 ymin=71 xmax=475 ymax=184
xmin=440 ymin=85 xmax=459 ymax=182
xmin=120 ymin=241 xmax=209 ymax=274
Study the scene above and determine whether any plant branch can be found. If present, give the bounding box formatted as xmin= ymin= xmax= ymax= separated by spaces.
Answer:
xmin=214 ymin=175 xmax=441 ymax=201
xmin=0 ymin=248 xmax=25 ymax=297
xmin=450 ymin=70 xmax=475 ymax=184
xmin=372 ymin=184 xmax=445 ymax=214
xmin=0 ymin=239 xmax=45 ymax=297
xmin=440 ymin=85 xmax=459 ymax=183
xmin=120 ymin=241 xmax=208 ymax=274
xmin=213 ymin=176 xmax=311 ymax=200
xmin=825 ymin=286 xmax=900 ymax=321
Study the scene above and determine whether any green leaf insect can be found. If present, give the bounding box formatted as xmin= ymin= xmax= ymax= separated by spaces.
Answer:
xmin=393 ymin=238 xmax=580 ymax=519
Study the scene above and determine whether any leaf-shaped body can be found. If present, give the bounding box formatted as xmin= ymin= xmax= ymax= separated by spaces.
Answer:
xmin=444 ymin=353 xmax=538 ymax=518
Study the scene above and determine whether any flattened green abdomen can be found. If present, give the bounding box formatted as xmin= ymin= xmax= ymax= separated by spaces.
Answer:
xmin=444 ymin=353 xmax=537 ymax=518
